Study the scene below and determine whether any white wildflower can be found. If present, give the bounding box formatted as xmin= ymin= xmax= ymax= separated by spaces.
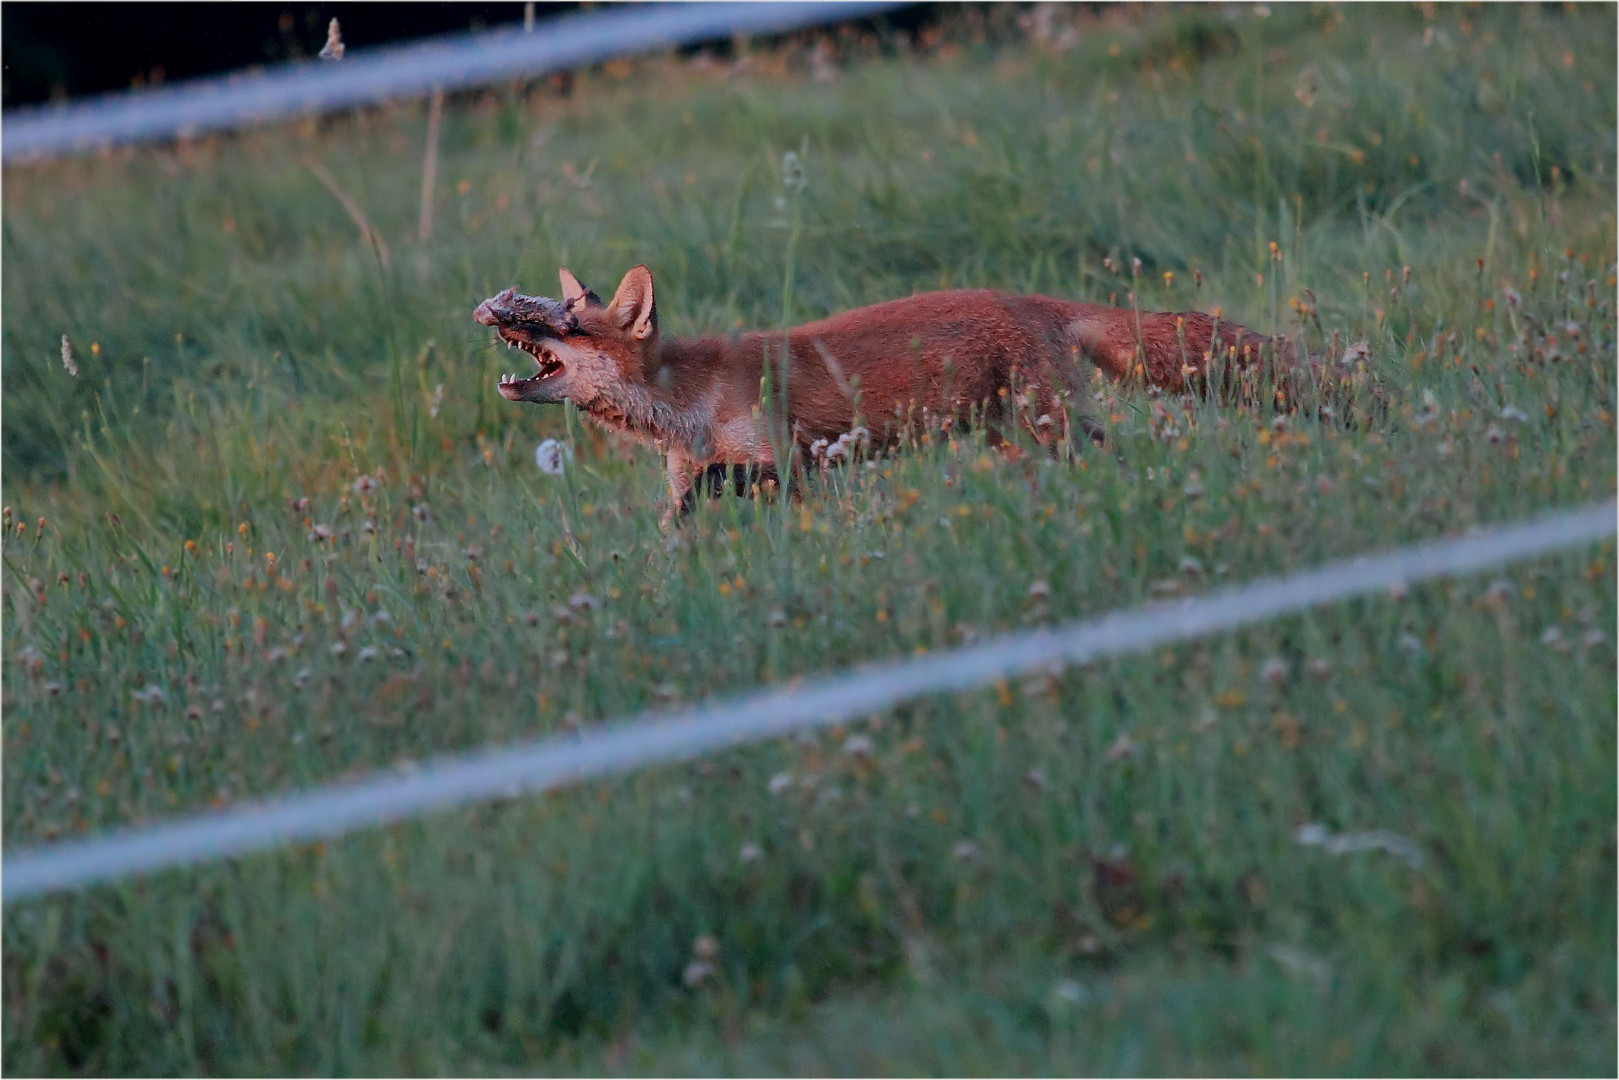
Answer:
xmin=1295 ymin=822 xmax=1423 ymax=869
xmin=1338 ymin=340 xmax=1371 ymax=370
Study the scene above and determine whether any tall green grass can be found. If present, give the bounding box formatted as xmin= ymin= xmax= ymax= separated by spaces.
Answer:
xmin=3 ymin=4 xmax=1614 ymax=1074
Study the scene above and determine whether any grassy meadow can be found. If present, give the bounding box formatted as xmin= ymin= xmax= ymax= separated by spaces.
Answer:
xmin=2 ymin=3 xmax=1615 ymax=1073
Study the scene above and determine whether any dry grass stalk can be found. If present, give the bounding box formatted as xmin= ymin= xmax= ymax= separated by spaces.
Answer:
xmin=308 ymin=161 xmax=390 ymax=268
xmin=419 ymin=87 xmax=445 ymax=243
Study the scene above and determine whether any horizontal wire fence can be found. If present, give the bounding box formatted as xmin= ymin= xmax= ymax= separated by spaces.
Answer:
xmin=5 ymin=500 xmax=1612 ymax=903
xmin=1 ymin=1 xmax=907 ymax=162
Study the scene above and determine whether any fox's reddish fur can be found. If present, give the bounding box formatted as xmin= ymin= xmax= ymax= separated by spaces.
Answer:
xmin=476 ymin=266 xmax=1304 ymax=525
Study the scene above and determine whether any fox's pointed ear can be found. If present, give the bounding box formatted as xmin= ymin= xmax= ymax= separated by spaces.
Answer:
xmin=558 ymin=268 xmax=602 ymax=308
xmin=609 ymin=265 xmax=657 ymax=340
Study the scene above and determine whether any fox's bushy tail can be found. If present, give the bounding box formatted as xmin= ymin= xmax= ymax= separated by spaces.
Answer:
xmin=1064 ymin=305 xmax=1377 ymax=418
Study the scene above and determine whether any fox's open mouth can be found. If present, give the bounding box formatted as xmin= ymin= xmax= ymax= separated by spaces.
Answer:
xmin=475 ymin=287 xmax=575 ymax=401
xmin=498 ymin=329 xmax=565 ymax=379
xmin=496 ymin=329 xmax=565 ymax=400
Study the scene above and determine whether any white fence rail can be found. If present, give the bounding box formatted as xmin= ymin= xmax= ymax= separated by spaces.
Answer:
xmin=1 ymin=2 xmax=907 ymax=163
xmin=5 ymin=500 xmax=1612 ymax=903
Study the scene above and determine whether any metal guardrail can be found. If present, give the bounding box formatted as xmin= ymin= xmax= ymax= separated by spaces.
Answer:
xmin=5 ymin=500 xmax=1612 ymax=902
xmin=1 ymin=2 xmax=908 ymax=163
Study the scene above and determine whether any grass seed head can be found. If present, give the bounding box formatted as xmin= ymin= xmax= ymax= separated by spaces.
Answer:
xmin=319 ymin=18 xmax=345 ymax=61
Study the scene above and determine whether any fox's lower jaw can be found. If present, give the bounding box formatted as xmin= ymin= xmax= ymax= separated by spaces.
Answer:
xmin=496 ymin=372 xmax=563 ymax=404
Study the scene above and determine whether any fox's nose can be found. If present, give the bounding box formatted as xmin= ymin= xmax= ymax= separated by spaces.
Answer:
xmin=472 ymin=287 xmax=517 ymax=326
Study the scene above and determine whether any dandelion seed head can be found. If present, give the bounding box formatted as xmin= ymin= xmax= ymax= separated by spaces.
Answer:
xmin=1103 ymin=732 xmax=1139 ymax=762
xmin=842 ymin=733 xmax=875 ymax=759
xmin=1053 ymin=978 xmax=1089 ymax=1005
xmin=781 ymin=150 xmax=806 ymax=192
xmin=534 ymin=439 xmax=573 ymax=475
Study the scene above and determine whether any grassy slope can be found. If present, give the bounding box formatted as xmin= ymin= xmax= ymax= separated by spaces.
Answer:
xmin=2 ymin=4 xmax=1615 ymax=1074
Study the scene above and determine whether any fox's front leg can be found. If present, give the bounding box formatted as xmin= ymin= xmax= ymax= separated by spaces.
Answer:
xmin=660 ymin=450 xmax=699 ymax=531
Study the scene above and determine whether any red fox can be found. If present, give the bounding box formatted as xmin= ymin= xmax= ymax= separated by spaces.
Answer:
xmin=475 ymin=265 xmax=1318 ymax=526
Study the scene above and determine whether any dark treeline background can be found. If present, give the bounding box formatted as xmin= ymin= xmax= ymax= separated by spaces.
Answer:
xmin=2 ymin=4 xmax=571 ymax=108
xmin=2 ymin=2 xmax=943 ymax=110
